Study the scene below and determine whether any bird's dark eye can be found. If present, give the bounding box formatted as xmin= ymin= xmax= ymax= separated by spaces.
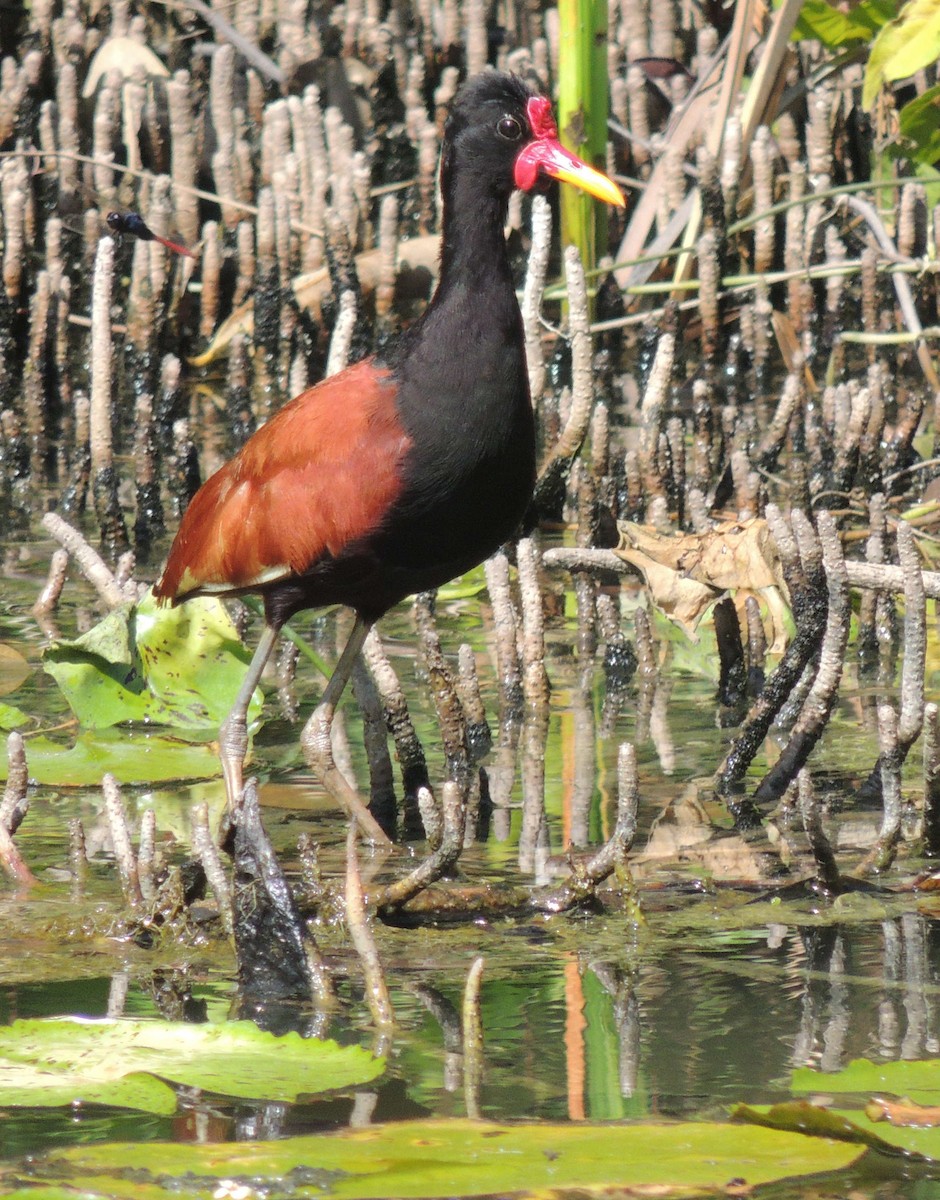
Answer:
xmin=497 ymin=115 xmax=522 ymax=141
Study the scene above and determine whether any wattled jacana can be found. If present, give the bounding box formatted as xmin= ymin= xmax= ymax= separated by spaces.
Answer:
xmin=154 ymin=72 xmax=624 ymax=829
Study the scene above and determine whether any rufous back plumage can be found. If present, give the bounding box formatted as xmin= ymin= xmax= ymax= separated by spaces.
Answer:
xmin=155 ymin=361 xmax=410 ymax=600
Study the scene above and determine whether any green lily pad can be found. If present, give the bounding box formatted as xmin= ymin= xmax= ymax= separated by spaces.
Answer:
xmin=19 ymin=1115 xmax=863 ymax=1198
xmin=790 ymin=1056 xmax=940 ymax=1156
xmin=1 ymin=1190 xmax=105 ymax=1199
xmin=0 ymin=701 xmax=30 ymax=730
xmin=0 ymin=729 xmax=222 ymax=785
xmin=793 ymin=1056 xmax=940 ymax=1106
xmin=0 ymin=1018 xmax=384 ymax=1115
xmin=42 ymin=592 xmax=262 ymax=733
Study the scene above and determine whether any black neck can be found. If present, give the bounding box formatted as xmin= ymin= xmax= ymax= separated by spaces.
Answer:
xmin=434 ymin=167 xmax=514 ymax=303
xmin=384 ymin=159 xmax=519 ymax=375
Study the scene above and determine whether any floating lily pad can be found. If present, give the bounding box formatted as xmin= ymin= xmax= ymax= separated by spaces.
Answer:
xmin=43 ymin=592 xmax=262 ymax=733
xmin=0 ymin=700 xmax=30 ymax=730
xmin=793 ymin=1056 xmax=940 ymax=1106
xmin=785 ymin=1058 xmax=940 ymax=1159
xmin=0 ymin=729 xmax=222 ymax=786
xmin=0 ymin=1018 xmax=384 ymax=1115
xmin=17 ymin=1115 xmax=864 ymax=1198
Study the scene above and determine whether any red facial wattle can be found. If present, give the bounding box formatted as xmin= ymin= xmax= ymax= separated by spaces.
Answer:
xmin=513 ymin=95 xmax=625 ymax=208
xmin=526 ymin=95 xmax=558 ymax=140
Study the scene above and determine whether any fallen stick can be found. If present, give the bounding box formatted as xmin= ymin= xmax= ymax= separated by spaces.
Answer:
xmin=542 ymin=546 xmax=940 ymax=601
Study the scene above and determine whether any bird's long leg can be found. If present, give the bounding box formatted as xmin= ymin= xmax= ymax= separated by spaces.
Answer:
xmin=300 ymin=614 xmax=391 ymax=846
xmin=220 ymin=621 xmax=279 ymax=809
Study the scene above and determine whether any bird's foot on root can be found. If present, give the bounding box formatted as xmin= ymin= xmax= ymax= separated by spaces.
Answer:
xmin=300 ymin=701 xmax=392 ymax=847
xmin=219 ymin=710 xmax=250 ymax=814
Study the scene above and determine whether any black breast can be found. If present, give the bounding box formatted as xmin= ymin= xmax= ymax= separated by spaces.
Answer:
xmin=373 ymin=292 xmax=536 ymax=582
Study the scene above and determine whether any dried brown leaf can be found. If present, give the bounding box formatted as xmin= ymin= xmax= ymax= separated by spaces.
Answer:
xmin=866 ymin=1097 xmax=940 ymax=1127
xmin=0 ymin=643 xmax=29 ymax=697
xmin=614 ymin=517 xmax=790 ymax=649
xmin=637 ymin=783 xmax=774 ymax=880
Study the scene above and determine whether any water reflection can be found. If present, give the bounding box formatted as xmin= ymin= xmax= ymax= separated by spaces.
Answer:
xmin=617 ymin=914 xmax=940 ymax=1120
xmin=386 ymin=913 xmax=940 ymax=1122
xmin=4 ymin=889 xmax=940 ymax=1155
xmin=2 ymin=555 xmax=939 ymax=1181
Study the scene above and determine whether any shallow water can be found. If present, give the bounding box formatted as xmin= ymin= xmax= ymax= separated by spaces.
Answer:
xmin=1 ymin=531 xmax=939 ymax=1196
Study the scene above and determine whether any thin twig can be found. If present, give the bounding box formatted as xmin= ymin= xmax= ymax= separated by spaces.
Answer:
xmin=798 ymin=770 xmax=841 ymax=893
xmin=752 ymin=513 xmax=850 ymax=807
xmin=137 ymin=809 xmax=156 ymax=904
xmin=0 ymin=815 xmax=34 ymax=887
xmin=377 ymin=781 xmax=465 ymax=911
xmin=0 ymin=732 xmax=28 ymax=833
xmin=31 ymin=549 xmax=69 ymax=622
xmin=842 ymin=194 xmax=940 ymax=390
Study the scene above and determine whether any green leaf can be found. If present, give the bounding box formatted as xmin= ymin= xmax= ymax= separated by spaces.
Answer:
xmin=43 ymin=605 xmax=153 ymax=728
xmin=794 ymin=0 xmax=894 ymax=46
xmin=22 ymin=1116 xmax=863 ymax=1198
xmin=780 ymin=1061 xmax=940 ymax=1159
xmin=43 ymin=592 xmax=261 ymax=733
xmin=436 ymin=564 xmax=487 ymax=602
xmin=0 ymin=1018 xmax=384 ymax=1114
xmin=557 ymin=0 xmax=609 ymax=275
xmin=0 ymin=730 xmax=222 ymax=785
xmin=864 ymin=0 xmax=940 ymax=109
xmin=0 ymin=701 xmax=30 ymax=730
xmin=793 ymin=1055 xmax=940 ymax=1105
xmin=894 ymin=84 xmax=940 ymax=163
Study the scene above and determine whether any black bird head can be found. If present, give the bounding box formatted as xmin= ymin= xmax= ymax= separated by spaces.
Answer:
xmin=442 ymin=71 xmax=624 ymax=207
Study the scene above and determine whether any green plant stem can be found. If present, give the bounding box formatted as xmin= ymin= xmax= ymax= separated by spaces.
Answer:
xmin=578 ymin=256 xmax=936 ymax=333
xmin=547 ymin=254 xmax=890 ymax=302
xmin=557 ymin=0 xmax=608 ymax=277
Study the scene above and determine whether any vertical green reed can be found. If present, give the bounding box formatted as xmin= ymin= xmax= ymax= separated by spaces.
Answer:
xmin=557 ymin=0 xmax=609 ymax=282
